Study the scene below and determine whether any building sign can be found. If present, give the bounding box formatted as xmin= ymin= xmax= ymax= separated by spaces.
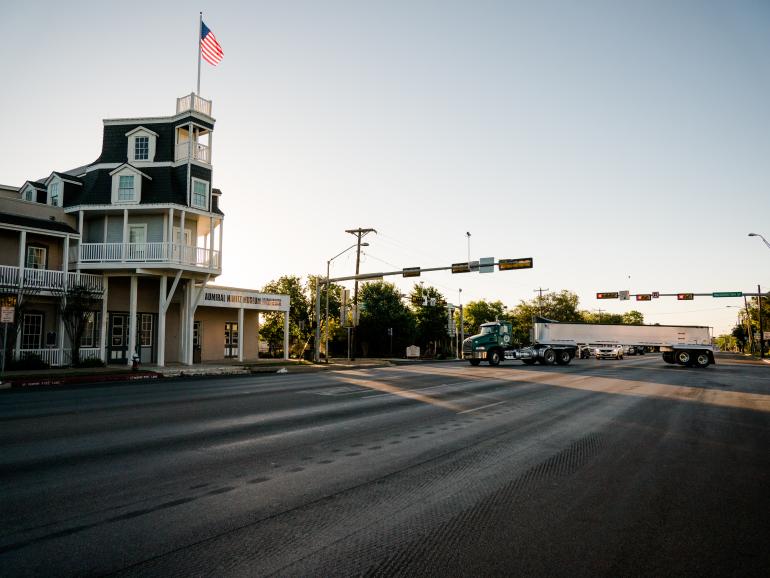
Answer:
xmin=1 ymin=307 xmax=14 ymax=323
xmin=201 ymin=287 xmax=289 ymax=311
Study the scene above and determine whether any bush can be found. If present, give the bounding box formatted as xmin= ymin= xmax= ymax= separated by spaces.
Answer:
xmin=75 ymin=358 xmax=105 ymax=368
xmin=7 ymin=354 xmax=50 ymax=371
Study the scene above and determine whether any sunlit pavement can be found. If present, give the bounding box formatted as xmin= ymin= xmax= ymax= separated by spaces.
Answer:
xmin=0 ymin=354 xmax=767 ymax=576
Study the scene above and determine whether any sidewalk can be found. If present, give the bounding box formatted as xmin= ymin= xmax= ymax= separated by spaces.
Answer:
xmin=0 ymin=357 xmax=464 ymax=390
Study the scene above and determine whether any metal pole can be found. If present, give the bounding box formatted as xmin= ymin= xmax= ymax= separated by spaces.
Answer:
xmin=324 ymin=261 xmax=330 ymax=362
xmin=0 ymin=323 xmax=7 ymax=384
xmin=351 ymin=237 xmax=362 ymax=361
xmin=314 ymin=282 xmax=321 ymax=363
xmin=759 ymin=284 xmax=765 ymax=359
xmin=196 ymin=12 xmax=202 ymax=95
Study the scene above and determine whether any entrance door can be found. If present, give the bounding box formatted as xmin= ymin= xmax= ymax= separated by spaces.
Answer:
xmin=224 ymin=321 xmax=239 ymax=358
xmin=109 ymin=313 xmax=130 ymax=362
xmin=193 ymin=321 xmax=202 ymax=363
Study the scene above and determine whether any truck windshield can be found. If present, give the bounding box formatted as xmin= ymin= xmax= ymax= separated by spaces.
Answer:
xmin=480 ymin=325 xmax=498 ymax=335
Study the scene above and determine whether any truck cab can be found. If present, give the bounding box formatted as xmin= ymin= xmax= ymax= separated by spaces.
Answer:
xmin=462 ymin=322 xmax=513 ymax=366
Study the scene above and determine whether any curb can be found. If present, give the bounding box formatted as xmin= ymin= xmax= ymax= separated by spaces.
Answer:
xmin=4 ymin=371 xmax=161 ymax=389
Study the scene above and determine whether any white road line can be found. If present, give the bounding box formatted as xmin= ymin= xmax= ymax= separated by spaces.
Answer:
xmin=457 ymin=400 xmax=506 ymax=414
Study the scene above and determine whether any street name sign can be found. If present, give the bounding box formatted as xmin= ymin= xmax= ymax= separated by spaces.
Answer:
xmin=712 ymin=291 xmax=742 ymax=298
xmin=498 ymin=257 xmax=533 ymax=271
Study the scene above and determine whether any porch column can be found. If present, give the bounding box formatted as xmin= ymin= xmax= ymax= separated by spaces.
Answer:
xmin=103 ymin=214 xmax=108 ymax=242
xmin=208 ymin=216 xmax=215 ymax=269
xmin=178 ymin=281 xmax=187 ymax=363
xmin=158 ymin=275 xmax=167 ymax=367
xmin=100 ymin=277 xmax=109 ymax=363
xmin=14 ymin=231 xmax=26 ymax=360
xmin=180 ymin=210 xmax=186 ymax=265
xmin=283 ymin=311 xmax=290 ymax=360
xmin=62 ymin=236 xmax=69 ymax=278
xmin=122 ymin=209 xmax=128 ymax=262
xmin=168 ymin=207 xmax=174 ymax=261
xmin=238 ymin=306 xmax=244 ymax=362
xmin=218 ymin=219 xmax=223 ymax=269
xmin=255 ymin=313 xmax=260 ymax=360
xmin=76 ymin=211 xmax=83 ymax=272
xmin=127 ymin=275 xmax=138 ymax=366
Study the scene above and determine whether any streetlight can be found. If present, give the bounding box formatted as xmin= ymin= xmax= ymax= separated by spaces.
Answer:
xmin=748 ymin=233 xmax=770 ymax=249
xmin=323 ymin=242 xmax=368 ymax=362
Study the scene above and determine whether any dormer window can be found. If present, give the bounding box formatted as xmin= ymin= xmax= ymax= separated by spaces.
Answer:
xmin=49 ymin=182 xmax=61 ymax=207
xmin=118 ymin=175 xmax=135 ymax=201
xmin=134 ymin=137 xmax=149 ymax=161
xmin=23 ymin=187 xmax=36 ymax=202
xmin=126 ymin=127 xmax=158 ymax=163
xmin=110 ymin=164 xmax=149 ymax=204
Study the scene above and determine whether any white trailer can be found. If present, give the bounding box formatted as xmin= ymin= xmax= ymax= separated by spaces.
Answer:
xmin=531 ymin=320 xmax=715 ymax=368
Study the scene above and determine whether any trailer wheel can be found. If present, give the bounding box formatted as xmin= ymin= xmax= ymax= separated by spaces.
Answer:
xmin=695 ymin=353 xmax=710 ymax=368
xmin=469 ymin=359 xmax=481 ymax=366
xmin=662 ymin=352 xmax=675 ymax=364
xmin=488 ymin=350 xmax=501 ymax=366
xmin=675 ymin=350 xmax=691 ymax=365
xmin=522 ymin=358 xmax=536 ymax=365
xmin=555 ymin=350 xmax=571 ymax=365
xmin=542 ymin=348 xmax=556 ymax=365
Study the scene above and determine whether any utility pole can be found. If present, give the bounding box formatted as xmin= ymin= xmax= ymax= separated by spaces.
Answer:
xmin=744 ymin=295 xmax=755 ymax=353
xmin=345 ymin=227 xmax=376 ymax=360
xmin=759 ymin=284 xmax=765 ymax=359
xmin=534 ymin=287 xmax=549 ymax=317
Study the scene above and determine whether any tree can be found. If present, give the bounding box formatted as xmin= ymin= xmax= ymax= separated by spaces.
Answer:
xmin=621 ymin=311 xmax=645 ymax=325
xmin=307 ymin=275 xmax=346 ymax=358
xmin=409 ymin=284 xmax=450 ymax=356
xmin=731 ymin=324 xmax=747 ymax=353
xmin=510 ymin=290 xmax=582 ymax=344
xmin=462 ymin=299 xmax=509 ymax=336
xmin=0 ymin=285 xmax=40 ymax=363
xmin=357 ymin=281 xmax=415 ymax=357
xmin=57 ymin=283 xmax=102 ymax=366
xmin=260 ymin=275 xmax=310 ymax=358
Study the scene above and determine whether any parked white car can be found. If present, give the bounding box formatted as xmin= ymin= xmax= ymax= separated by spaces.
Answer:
xmin=595 ymin=344 xmax=624 ymax=360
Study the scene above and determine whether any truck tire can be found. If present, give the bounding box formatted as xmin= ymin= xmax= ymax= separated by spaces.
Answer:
xmin=488 ymin=350 xmax=501 ymax=366
xmin=522 ymin=358 xmax=536 ymax=365
xmin=695 ymin=352 xmax=710 ymax=368
xmin=469 ymin=359 xmax=481 ymax=366
xmin=555 ymin=350 xmax=571 ymax=365
xmin=542 ymin=348 xmax=556 ymax=365
xmin=662 ymin=352 xmax=675 ymax=364
xmin=675 ymin=350 xmax=691 ymax=365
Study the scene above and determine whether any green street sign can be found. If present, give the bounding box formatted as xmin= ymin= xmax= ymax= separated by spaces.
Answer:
xmin=712 ymin=291 xmax=742 ymax=298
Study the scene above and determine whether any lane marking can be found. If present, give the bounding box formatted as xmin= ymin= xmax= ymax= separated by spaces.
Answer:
xmin=458 ymin=401 xmax=506 ymax=414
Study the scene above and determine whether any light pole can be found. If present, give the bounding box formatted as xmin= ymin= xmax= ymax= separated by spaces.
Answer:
xmin=466 ymin=232 xmax=471 ymax=264
xmin=748 ymin=234 xmax=767 ymax=358
xmin=322 ymin=242 xmax=367 ymax=362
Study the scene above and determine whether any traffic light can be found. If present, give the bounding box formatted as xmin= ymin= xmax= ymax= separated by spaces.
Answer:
xmin=596 ymin=292 xmax=619 ymax=299
xmin=499 ymin=258 xmax=533 ymax=271
xmin=636 ymin=294 xmax=652 ymax=301
xmin=677 ymin=293 xmax=694 ymax=300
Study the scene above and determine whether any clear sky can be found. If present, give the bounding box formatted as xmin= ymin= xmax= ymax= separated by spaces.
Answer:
xmin=2 ymin=0 xmax=770 ymax=335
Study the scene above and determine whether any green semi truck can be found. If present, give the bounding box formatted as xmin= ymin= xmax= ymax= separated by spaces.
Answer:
xmin=462 ymin=320 xmax=578 ymax=366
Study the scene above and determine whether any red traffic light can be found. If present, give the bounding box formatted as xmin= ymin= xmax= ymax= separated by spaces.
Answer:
xmin=596 ymin=292 xmax=619 ymax=299
xmin=636 ymin=294 xmax=652 ymax=301
xmin=677 ymin=293 xmax=694 ymax=300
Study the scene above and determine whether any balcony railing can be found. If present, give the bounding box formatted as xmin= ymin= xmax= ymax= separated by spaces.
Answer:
xmin=176 ymin=93 xmax=212 ymax=116
xmin=0 ymin=264 xmax=104 ymax=292
xmin=174 ymin=141 xmax=210 ymax=163
xmin=78 ymin=242 xmax=220 ymax=270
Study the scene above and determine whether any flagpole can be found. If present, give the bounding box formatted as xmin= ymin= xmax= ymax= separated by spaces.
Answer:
xmin=196 ymin=12 xmax=202 ymax=95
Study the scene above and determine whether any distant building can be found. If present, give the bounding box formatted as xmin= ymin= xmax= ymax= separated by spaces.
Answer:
xmin=0 ymin=94 xmax=289 ymax=367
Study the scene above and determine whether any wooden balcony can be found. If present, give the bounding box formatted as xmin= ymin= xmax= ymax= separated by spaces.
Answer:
xmin=76 ymin=242 xmax=221 ymax=272
xmin=175 ymin=141 xmax=211 ymax=164
xmin=0 ymin=264 xmax=104 ymax=292
xmin=176 ymin=93 xmax=212 ymax=117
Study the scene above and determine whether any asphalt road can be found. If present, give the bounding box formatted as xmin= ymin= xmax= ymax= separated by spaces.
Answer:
xmin=1 ymin=354 xmax=768 ymax=576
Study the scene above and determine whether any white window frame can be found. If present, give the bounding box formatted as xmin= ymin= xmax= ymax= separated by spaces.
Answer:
xmin=118 ymin=175 xmax=135 ymax=202
xmin=134 ymin=136 xmax=149 ymax=161
xmin=110 ymin=166 xmax=143 ymax=204
xmin=23 ymin=186 xmax=36 ymax=202
xmin=191 ymin=178 xmax=209 ymax=210
xmin=22 ymin=313 xmax=43 ymax=349
xmin=80 ymin=312 xmax=101 ymax=348
xmin=126 ymin=127 xmax=158 ymax=163
xmin=48 ymin=180 xmax=61 ymax=207
xmin=26 ymin=246 xmax=47 ymax=270
xmin=140 ymin=313 xmax=153 ymax=347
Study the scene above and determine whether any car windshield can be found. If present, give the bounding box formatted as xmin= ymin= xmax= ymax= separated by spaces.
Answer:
xmin=480 ymin=325 xmax=498 ymax=335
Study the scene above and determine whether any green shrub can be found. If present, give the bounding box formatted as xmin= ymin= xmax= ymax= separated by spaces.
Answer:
xmin=7 ymin=354 xmax=50 ymax=371
xmin=75 ymin=358 xmax=105 ymax=368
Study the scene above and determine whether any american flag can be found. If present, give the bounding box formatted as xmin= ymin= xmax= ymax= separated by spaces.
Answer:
xmin=200 ymin=22 xmax=224 ymax=66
